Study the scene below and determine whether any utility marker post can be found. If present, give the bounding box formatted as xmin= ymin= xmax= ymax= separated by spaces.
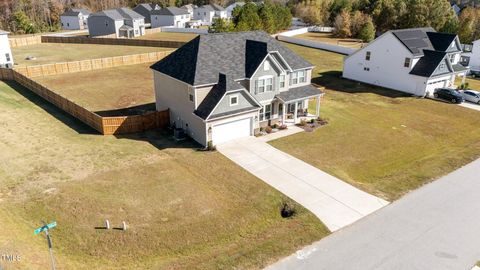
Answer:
xmin=34 ymin=221 xmax=57 ymax=270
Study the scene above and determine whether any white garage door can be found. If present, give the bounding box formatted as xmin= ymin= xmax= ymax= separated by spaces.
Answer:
xmin=212 ymin=118 xmax=252 ymax=145
xmin=426 ymin=80 xmax=447 ymax=95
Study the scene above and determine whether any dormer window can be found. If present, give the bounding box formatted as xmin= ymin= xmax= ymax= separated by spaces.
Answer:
xmin=230 ymin=95 xmax=238 ymax=106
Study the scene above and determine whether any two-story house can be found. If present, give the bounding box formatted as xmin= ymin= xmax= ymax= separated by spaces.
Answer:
xmin=133 ymin=3 xmax=160 ymax=24
xmin=343 ymin=28 xmax=468 ymax=97
xmin=60 ymin=8 xmax=91 ymax=30
xmin=0 ymin=30 xmax=13 ymax=68
xmin=87 ymin=8 xmax=145 ymax=38
xmin=193 ymin=5 xmax=216 ymax=24
xmin=151 ymin=7 xmax=191 ymax=28
xmin=150 ymin=31 xmax=323 ymax=146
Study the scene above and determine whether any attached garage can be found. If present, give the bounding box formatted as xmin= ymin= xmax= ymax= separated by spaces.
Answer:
xmin=211 ymin=117 xmax=252 ymax=145
xmin=426 ymin=79 xmax=448 ymax=94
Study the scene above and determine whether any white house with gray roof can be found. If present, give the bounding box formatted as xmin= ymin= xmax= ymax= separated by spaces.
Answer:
xmin=343 ymin=27 xmax=468 ymax=97
xmin=60 ymin=8 xmax=91 ymax=30
xmin=87 ymin=8 xmax=145 ymax=38
xmin=151 ymin=7 xmax=191 ymax=28
xmin=133 ymin=3 xmax=160 ymax=24
xmin=150 ymin=31 xmax=323 ymax=146
xmin=0 ymin=30 xmax=13 ymax=68
xmin=193 ymin=5 xmax=216 ymax=24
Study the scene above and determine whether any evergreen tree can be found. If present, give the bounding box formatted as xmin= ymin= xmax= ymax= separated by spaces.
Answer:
xmin=209 ymin=18 xmax=234 ymax=33
xmin=358 ymin=16 xmax=375 ymax=41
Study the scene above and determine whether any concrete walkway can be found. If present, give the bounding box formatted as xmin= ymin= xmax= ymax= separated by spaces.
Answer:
xmin=217 ymin=137 xmax=389 ymax=231
xmin=460 ymin=102 xmax=480 ymax=112
xmin=267 ymin=158 xmax=480 ymax=270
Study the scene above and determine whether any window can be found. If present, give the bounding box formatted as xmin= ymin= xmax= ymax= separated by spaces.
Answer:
xmin=439 ymin=63 xmax=446 ymax=70
xmin=259 ymin=104 xmax=272 ymax=121
xmin=264 ymin=61 xmax=270 ymax=71
xmin=266 ymin=78 xmax=273 ymax=91
xmin=279 ymin=75 xmax=285 ymax=88
xmin=298 ymin=70 xmax=306 ymax=83
xmin=105 ymin=20 xmax=108 ymax=27
xmin=257 ymin=79 xmax=265 ymax=93
xmin=189 ymin=93 xmax=194 ymax=102
xmin=198 ymin=12 xmax=200 ymax=15
xmin=404 ymin=57 xmax=411 ymax=68
xmin=366 ymin=51 xmax=371 ymax=61
xmin=204 ymin=12 xmax=206 ymax=15
xmin=229 ymin=95 xmax=238 ymax=106
xmin=291 ymin=72 xmax=298 ymax=85
xmin=135 ymin=30 xmax=139 ymax=35
xmin=5 ymin=53 xmax=10 ymax=62
xmin=449 ymin=54 xmax=456 ymax=63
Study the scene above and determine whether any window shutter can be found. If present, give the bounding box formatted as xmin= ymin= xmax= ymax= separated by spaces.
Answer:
xmin=289 ymin=73 xmax=292 ymax=85
xmin=254 ymin=80 xmax=258 ymax=94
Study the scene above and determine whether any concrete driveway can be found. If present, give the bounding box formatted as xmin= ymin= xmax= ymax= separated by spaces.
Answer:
xmin=267 ymin=158 xmax=480 ymax=270
xmin=460 ymin=102 xmax=480 ymax=112
xmin=217 ymin=137 xmax=389 ymax=232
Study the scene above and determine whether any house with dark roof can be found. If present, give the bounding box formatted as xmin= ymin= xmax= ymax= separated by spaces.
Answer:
xmin=193 ymin=5 xmax=216 ymax=24
xmin=60 ymin=8 xmax=91 ymax=30
xmin=0 ymin=30 xmax=13 ymax=68
xmin=181 ymin=4 xmax=198 ymax=19
xmin=151 ymin=7 xmax=191 ymax=28
xmin=133 ymin=3 xmax=160 ymax=24
xmin=87 ymin=8 xmax=145 ymax=38
xmin=343 ymin=28 xmax=468 ymax=97
xmin=150 ymin=31 xmax=324 ymax=146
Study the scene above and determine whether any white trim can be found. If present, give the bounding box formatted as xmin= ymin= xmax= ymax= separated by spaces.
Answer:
xmin=206 ymin=108 xmax=260 ymax=122
xmin=229 ymin=94 xmax=239 ymax=106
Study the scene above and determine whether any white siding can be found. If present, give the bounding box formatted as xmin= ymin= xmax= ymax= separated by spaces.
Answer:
xmin=0 ymin=34 xmax=13 ymax=67
xmin=343 ymin=32 xmax=429 ymax=96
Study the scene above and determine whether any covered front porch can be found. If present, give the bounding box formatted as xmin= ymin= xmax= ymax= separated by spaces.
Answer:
xmin=276 ymin=85 xmax=324 ymax=125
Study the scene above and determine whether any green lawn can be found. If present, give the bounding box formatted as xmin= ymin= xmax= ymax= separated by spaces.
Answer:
xmin=12 ymin=43 xmax=171 ymax=66
xmin=0 ymin=80 xmax=327 ymax=269
xmin=35 ymin=63 xmax=154 ymax=112
xmin=271 ymin=43 xmax=480 ymax=201
xmin=137 ymin=32 xmax=198 ymax=42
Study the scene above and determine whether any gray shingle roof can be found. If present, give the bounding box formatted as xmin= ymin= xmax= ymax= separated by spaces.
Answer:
xmin=151 ymin=7 xmax=190 ymax=16
xmin=61 ymin=8 xmax=91 ymax=16
xmin=210 ymin=4 xmax=226 ymax=11
xmin=276 ymin=85 xmax=324 ymax=102
xmin=409 ymin=50 xmax=447 ymax=77
xmin=391 ymin=28 xmax=435 ymax=57
xmin=198 ymin=5 xmax=215 ymax=11
xmin=90 ymin=8 xmax=144 ymax=20
xmin=194 ymin=73 xmax=259 ymax=120
xmin=150 ymin=31 xmax=314 ymax=86
xmin=426 ymin=32 xmax=459 ymax=51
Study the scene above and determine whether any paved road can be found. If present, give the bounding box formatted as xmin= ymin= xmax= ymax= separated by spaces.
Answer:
xmin=217 ymin=137 xmax=388 ymax=232
xmin=267 ymin=158 xmax=480 ymax=270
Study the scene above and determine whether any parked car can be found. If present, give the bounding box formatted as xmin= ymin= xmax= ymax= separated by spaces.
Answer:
xmin=433 ymin=88 xmax=464 ymax=104
xmin=460 ymin=90 xmax=480 ymax=104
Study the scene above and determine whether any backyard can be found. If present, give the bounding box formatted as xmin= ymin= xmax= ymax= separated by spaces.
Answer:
xmin=35 ymin=63 xmax=155 ymax=113
xmin=270 ymin=43 xmax=480 ymax=201
xmin=295 ymin=32 xmax=364 ymax=49
xmin=12 ymin=43 xmax=171 ymax=66
xmin=137 ymin=31 xmax=198 ymax=42
xmin=0 ymin=80 xmax=328 ymax=269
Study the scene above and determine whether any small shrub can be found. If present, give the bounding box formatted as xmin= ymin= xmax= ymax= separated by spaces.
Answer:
xmin=278 ymin=124 xmax=288 ymax=130
xmin=272 ymin=123 xmax=278 ymax=129
xmin=281 ymin=201 xmax=296 ymax=218
xmin=207 ymin=141 xmax=216 ymax=151
xmin=310 ymin=119 xmax=315 ymax=124
xmin=298 ymin=119 xmax=307 ymax=126
xmin=265 ymin=126 xmax=273 ymax=133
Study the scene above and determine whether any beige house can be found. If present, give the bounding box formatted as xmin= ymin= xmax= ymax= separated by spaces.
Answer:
xmin=150 ymin=31 xmax=323 ymax=146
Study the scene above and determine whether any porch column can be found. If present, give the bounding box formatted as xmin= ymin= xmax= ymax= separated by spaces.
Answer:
xmin=315 ymin=96 xmax=320 ymax=117
xmin=282 ymin=103 xmax=286 ymax=124
xmin=294 ymin=102 xmax=298 ymax=124
xmin=462 ymin=73 xmax=466 ymax=85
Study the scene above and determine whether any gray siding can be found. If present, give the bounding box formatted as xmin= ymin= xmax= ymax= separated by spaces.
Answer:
xmin=446 ymin=40 xmax=461 ymax=53
xmin=87 ymin=16 xmax=117 ymax=37
xmin=249 ymin=58 xmax=281 ymax=102
xmin=211 ymin=91 xmax=256 ymax=116
xmin=432 ymin=58 xmax=451 ymax=76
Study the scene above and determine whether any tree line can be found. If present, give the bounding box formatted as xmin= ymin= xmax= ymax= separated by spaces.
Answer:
xmin=209 ymin=1 xmax=291 ymax=33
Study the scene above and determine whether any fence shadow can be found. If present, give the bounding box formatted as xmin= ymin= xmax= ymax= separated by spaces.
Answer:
xmin=5 ymin=80 xmax=97 ymax=135
xmin=312 ymin=71 xmax=413 ymax=99
xmin=114 ymin=129 xmax=202 ymax=150
xmin=95 ymin=103 xmax=157 ymax=117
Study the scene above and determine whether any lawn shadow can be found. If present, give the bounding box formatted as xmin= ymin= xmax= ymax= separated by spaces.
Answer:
xmin=5 ymin=80 xmax=97 ymax=135
xmin=312 ymin=71 xmax=413 ymax=99
xmin=114 ymin=129 xmax=203 ymax=151
xmin=94 ymin=103 xmax=157 ymax=117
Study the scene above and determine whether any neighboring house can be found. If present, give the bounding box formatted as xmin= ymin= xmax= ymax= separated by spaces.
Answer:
xmin=210 ymin=4 xmax=228 ymax=19
xmin=193 ymin=5 xmax=215 ymax=23
xmin=88 ymin=8 xmax=145 ymax=38
xmin=150 ymin=31 xmax=323 ymax=146
xmin=181 ymin=4 xmax=197 ymax=19
xmin=226 ymin=2 xmax=244 ymax=18
xmin=343 ymin=28 xmax=468 ymax=97
xmin=0 ymin=30 xmax=13 ymax=68
xmin=151 ymin=7 xmax=191 ymax=28
xmin=451 ymin=3 xmax=462 ymax=16
xmin=60 ymin=8 xmax=91 ymax=30
xmin=133 ymin=3 xmax=160 ymax=24
xmin=460 ymin=39 xmax=480 ymax=73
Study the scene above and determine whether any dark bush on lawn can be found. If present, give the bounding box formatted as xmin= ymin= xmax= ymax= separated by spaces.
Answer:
xmin=281 ymin=202 xmax=296 ymax=218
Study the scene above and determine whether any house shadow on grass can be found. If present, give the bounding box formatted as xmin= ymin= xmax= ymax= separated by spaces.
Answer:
xmin=114 ymin=129 xmax=203 ymax=151
xmin=5 ymin=80 xmax=97 ymax=135
xmin=312 ymin=71 xmax=413 ymax=99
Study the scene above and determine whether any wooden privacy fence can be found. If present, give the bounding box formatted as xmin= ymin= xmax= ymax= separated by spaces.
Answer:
xmin=0 ymin=68 xmax=169 ymax=135
xmin=14 ymin=50 xmax=173 ymax=78
xmin=9 ymin=35 xmax=42 ymax=47
xmin=41 ymin=35 xmax=186 ymax=48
